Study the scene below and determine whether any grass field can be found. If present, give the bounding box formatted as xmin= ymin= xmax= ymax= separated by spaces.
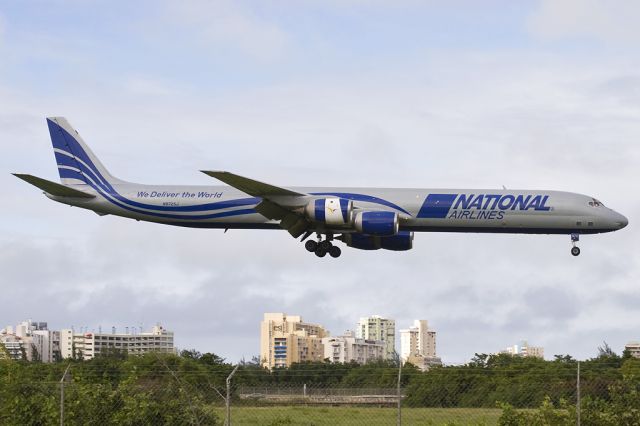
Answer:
xmin=215 ymin=406 xmax=502 ymax=425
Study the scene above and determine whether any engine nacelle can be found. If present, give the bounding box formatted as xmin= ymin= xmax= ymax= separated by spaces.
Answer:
xmin=305 ymin=197 xmax=353 ymax=226
xmin=354 ymin=211 xmax=399 ymax=236
xmin=341 ymin=231 xmax=414 ymax=251
xmin=341 ymin=233 xmax=380 ymax=250
xmin=380 ymin=231 xmax=414 ymax=251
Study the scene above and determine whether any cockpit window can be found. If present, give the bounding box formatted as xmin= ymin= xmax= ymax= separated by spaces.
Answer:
xmin=588 ymin=198 xmax=604 ymax=207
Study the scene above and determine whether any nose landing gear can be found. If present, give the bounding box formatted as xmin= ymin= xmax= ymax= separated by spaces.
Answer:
xmin=302 ymin=234 xmax=342 ymax=258
xmin=570 ymin=233 xmax=581 ymax=256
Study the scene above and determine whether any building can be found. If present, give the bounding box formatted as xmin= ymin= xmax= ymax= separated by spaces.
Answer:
xmin=322 ymin=331 xmax=385 ymax=364
xmin=1 ymin=320 xmax=60 ymax=362
xmin=399 ymin=320 xmax=442 ymax=371
xmin=60 ymin=325 xmax=174 ymax=360
xmin=624 ymin=342 xmax=640 ymax=358
xmin=356 ymin=315 xmax=396 ymax=360
xmin=260 ymin=313 xmax=329 ymax=369
xmin=501 ymin=341 xmax=544 ymax=359
xmin=0 ymin=335 xmax=27 ymax=360
xmin=400 ymin=320 xmax=437 ymax=360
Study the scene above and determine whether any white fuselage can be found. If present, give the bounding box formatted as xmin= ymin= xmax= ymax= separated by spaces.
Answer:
xmin=50 ymin=183 xmax=628 ymax=235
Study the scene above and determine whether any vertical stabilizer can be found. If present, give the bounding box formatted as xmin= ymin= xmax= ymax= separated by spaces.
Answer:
xmin=47 ymin=117 xmax=124 ymax=186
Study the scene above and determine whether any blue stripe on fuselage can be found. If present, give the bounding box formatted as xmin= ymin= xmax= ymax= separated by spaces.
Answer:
xmin=60 ymin=168 xmax=258 ymax=220
xmin=51 ymin=121 xmax=413 ymax=222
xmin=311 ymin=192 xmax=411 ymax=216
xmin=418 ymin=194 xmax=457 ymax=218
xmin=53 ymin=139 xmax=259 ymax=220
xmin=55 ymin=148 xmax=259 ymax=213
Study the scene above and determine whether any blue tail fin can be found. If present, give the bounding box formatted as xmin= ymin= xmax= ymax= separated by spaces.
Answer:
xmin=47 ymin=117 xmax=124 ymax=186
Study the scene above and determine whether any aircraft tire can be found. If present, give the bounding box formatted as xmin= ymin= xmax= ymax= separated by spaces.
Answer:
xmin=320 ymin=240 xmax=333 ymax=251
xmin=315 ymin=248 xmax=327 ymax=258
xmin=305 ymin=240 xmax=318 ymax=252
xmin=571 ymin=247 xmax=581 ymax=256
xmin=329 ymin=246 xmax=342 ymax=258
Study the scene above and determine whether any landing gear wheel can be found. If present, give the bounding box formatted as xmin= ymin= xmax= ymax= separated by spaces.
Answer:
xmin=305 ymin=240 xmax=318 ymax=252
xmin=329 ymin=246 xmax=342 ymax=258
xmin=319 ymin=240 xmax=333 ymax=251
xmin=315 ymin=248 xmax=327 ymax=258
xmin=571 ymin=247 xmax=581 ymax=257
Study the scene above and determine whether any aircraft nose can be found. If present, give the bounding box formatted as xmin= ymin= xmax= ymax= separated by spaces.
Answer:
xmin=612 ymin=211 xmax=628 ymax=229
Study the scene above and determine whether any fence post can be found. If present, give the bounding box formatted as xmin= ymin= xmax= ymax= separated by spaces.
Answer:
xmin=397 ymin=358 xmax=403 ymax=426
xmin=577 ymin=361 xmax=581 ymax=426
xmin=225 ymin=364 xmax=240 ymax=426
xmin=60 ymin=364 xmax=71 ymax=426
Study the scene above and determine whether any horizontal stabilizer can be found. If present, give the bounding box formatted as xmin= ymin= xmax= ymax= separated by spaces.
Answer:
xmin=201 ymin=170 xmax=304 ymax=197
xmin=13 ymin=173 xmax=95 ymax=198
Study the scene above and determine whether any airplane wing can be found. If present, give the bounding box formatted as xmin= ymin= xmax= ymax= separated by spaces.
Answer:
xmin=201 ymin=170 xmax=310 ymax=237
xmin=200 ymin=171 xmax=304 ymax=197
xmin=13 ymin=174 xmax=96 ymax=199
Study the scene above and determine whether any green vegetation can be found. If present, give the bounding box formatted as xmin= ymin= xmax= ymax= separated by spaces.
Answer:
xmin=0 ymin=345 xmax=639 ymax=425
xmin=215 ymin=406 xmax=502 ymax=425
xmin=498 ymin=379 xmax=640 ymax=425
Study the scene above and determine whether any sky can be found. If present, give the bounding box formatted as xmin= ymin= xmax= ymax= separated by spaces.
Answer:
xmin=1 ymin=0 xmax=639 ymax=364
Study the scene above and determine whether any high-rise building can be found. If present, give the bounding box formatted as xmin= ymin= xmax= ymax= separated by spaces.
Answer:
xmin=60 ymin=325 xmax=174 ymax=360
xmin=322 ymin=330 xmax=385 ymax=364
xmin=501 ymin=341 xmax=544 ymax=359
xmin=400 ymin=320 xmax=436 ymax=360
xmin=260 ymin=313 xmax=329 ymax=369
xmin=0 ymin=320 xmax=60 ymax=362
xmin=399 ymin=320 xmax=441 ymax=371
xmin=356 ymin=315 xmax=396 ymax=360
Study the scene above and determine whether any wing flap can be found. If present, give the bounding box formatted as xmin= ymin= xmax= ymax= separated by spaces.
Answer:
xmin=13 ymin=173 xmax=96 ymax=198
xmin=254 ymin=199 xmax=291 ymax=220
xmin=255 ymin=200 xmax=310 ymax=237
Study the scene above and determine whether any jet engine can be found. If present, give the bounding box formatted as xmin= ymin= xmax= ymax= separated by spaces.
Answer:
xmin=354 ymin=211 xmax=399 ymax=236
xmin=305 ymin=197 xmax=353 ymax=226
xmin=340 ymin=231 xmax=414 ymax=251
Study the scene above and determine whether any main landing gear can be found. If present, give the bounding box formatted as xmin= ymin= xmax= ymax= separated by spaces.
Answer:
xmin=303 ymin=234 xmax=342 ymax=258
xmin=570 ymin=233 xmax=581 ymax=257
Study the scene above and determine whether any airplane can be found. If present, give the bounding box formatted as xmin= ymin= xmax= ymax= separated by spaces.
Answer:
xmin=14 ymin=117 xmax=628 ymax=259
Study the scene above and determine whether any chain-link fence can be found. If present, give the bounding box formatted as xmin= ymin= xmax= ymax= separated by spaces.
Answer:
xmin=1 ymin=356 xmax=639 ymax=425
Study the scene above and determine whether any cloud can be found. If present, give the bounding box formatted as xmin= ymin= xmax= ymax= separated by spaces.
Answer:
xmin=528 ymin=0 xmax=640 ymax=43
xmin=160 ymin=0 xmax=290 ymax=62
xmin=1 ymin=2 xmax=640 ymax=365
xmin=123 ymin=76 xmax=184 ymax=97
xmin=0 ymin=13 xmax=4 ymax=47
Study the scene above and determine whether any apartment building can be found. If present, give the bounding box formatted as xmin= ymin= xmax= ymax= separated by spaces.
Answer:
xmin=501 ymin=341 xmax=544 ymax=359
xmin=322 ymin=330 xmax=385 ymax=364
xmin=356 ymin=315 xmax=396 ymax=360
xmin=60 ymin=325 xmax=174 ymax=360
xmin=260 ymin=313 xmax=329 ymax=369
xmin=625 ymin=341 xmax=640 ymax=358
xmin=0 ymin=320 xmax=60 ymax=362
xmin=399 ymin=319 xmax=442 ymax=371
